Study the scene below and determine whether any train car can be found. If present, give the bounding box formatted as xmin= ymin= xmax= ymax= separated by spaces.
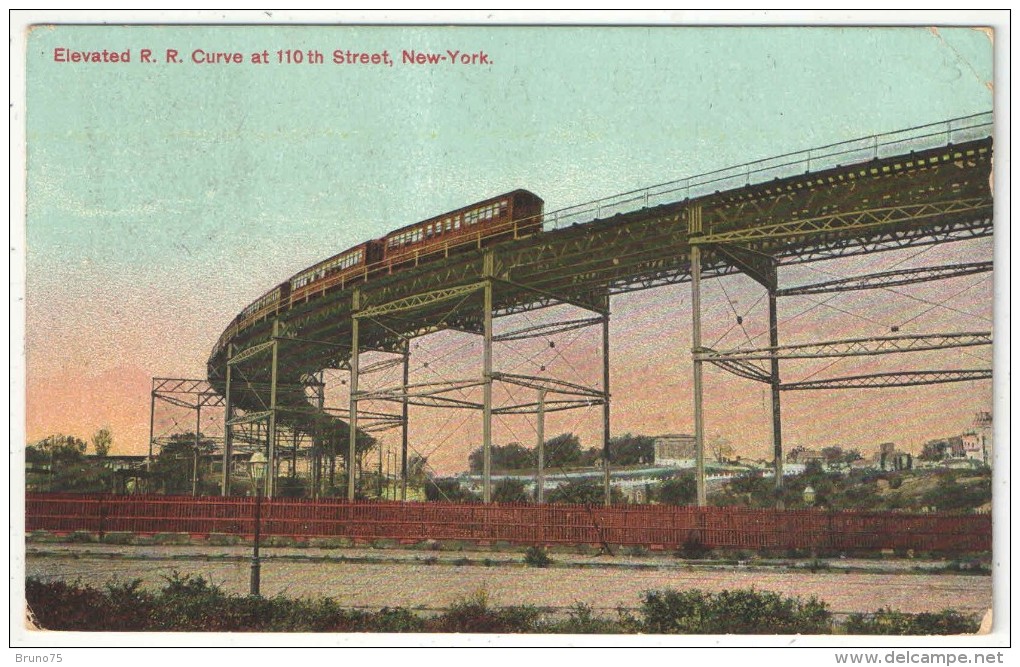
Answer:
xmin=288 ymin=240 xmax=384 ymax=305
xmin=382 ymin=189 xmax=543 ymax=270
xmin=236 ymin=282 xmax=290 ymax=332
xmin=213 ymin=190 xmax=543 ymax=357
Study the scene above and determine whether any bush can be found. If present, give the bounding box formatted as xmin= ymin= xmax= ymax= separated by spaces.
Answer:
xmin=551 ymin=602 xmax=618 ymax=634
xmin=26 ymin=577 xmax=153 ymax=631
xmin=524 ymin=546 xmax=553 ymax=568
xmin=676 ymin=533 xmax=712 ymax=560
xmin=655 ymin=473 xmax=697 ymax=505
xmin=30 ymin=576 xmax=972 ymax=635
xmin=844 ymin=608 xmax=979 ymax=635
xmin=433 ymin=588 xmax=541 ymax=633
xmin=641 ymin=588 xmax=832 ymax=634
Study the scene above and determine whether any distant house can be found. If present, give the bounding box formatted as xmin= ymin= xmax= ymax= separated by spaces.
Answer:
xmin=787 ymin=448 xmax=825 ymax=465
xmin=870 ymin=442 xmax=912 ymax=471
xmin=89 ymin=454 xmax=148 ymax=472
xmin=653 ymin=434 xmax=696 ymax=468
xmin=963 ymin=412 xmax=991 ymax=466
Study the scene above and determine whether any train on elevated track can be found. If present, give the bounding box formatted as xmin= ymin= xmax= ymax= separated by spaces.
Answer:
xmin=212 ymin=189 xmax=544 ymax=358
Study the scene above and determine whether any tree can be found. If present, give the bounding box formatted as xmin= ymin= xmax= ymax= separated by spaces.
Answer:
xmin=27 ymin=434 xmax=110 ymax=493
xmin=544 ymin=433 xmax=583 ymax=469
xmin=709 ymin=434 xmax=735 ymax=464
xmin=547 ymin=480 xmax=624 ymax=505
xmin=26 ymin=434 xmax=87 ymax=466
xmin=407 ymin=454 xmax=429 ymax=485
xmin=91 ymin=427 xmax=112 ymax=457
xmin=151 ymin=432 xmax=217 ymax=495
xmin=821 ymin=446 xmax=844 ymax=465
xmin=424 ymin=478 xmax=478 ymax=503
xmin=842 ymin=449 xmax=863 ymax=468
xmin=655 ymin=472 xmax=697 ymax=505
xmin=578 ymin=447 xmax=602 ymax=467
xmin=468 ymin=442 xmax=535 ymax=473
xmin=609 ymin=434 xmax=655 ymax=466
xmin=492 ymin=478 xmax=530 ymax=503
xmin=310 ymin=416 xmax=377 ymax=491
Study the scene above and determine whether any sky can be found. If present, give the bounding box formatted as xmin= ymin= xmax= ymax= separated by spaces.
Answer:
xmin=21 ymin=22 xmax=997 ymax=474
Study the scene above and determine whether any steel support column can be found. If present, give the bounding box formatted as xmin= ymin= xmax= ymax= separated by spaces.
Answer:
xmin=767 ymin=266 xmax=784 ymax=505
xmin=348 ymin=290 xmax=361 ymax=501
xmin=536 ymin=387 xmax=546 ymax=504
xmin=690 ymin=244 xmax=707 ymax=507
xmin=602 ymin=310 xmax=612 ymax=506
xmin=401 ymin=340 xmax=410 ymax=501
xmin=313 ymin=371 xmax=324 ymax=500
xmin=482 ymin=277 xmax=494 ymax=504
xmin=266 ymin=320 xmax=280 ymax=498
xmin=147 ymin=390 xmax=156 ymax=474
xmin=222 ymin=344 xmax=234 ymax=496
xmin=193 ymin=404 xmax=201 ymax=496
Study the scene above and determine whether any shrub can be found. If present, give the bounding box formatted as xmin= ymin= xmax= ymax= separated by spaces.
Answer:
xmin=31 ymin=576 xmax=977 ymax=635
xmin=552 ymin=602 xmax=617 ymax=634
xmin=100 ymin=532 xmax=134 ymax=545
xmin=26 ymin=577 xmax=152 ymax=632
xmin=943 ymin=559 xmax=990 ymax=575
xmin=641 ymin=588 xmax=832 ymax=634
xmin=433 ymin=588 xmax=541 ymax=633
xmin=844 ymin=608 xmax=979 ymax=635
xmin=524 ymin=546 xmax=553 ymax=568
xmin=676 ymin=533 xmax=712 ymax=560
xmin=807 ymin=559 xmax=831 ymax=572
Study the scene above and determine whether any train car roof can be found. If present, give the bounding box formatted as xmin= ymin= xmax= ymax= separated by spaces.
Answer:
xmin=384 ymin=189 xmax=543 ymax=237
xmin=289 ymin=239 xmax=376 ymax=276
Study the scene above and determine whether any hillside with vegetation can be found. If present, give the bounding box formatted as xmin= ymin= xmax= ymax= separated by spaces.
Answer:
xmin=710 ymin=463 xmax=991 ymax=513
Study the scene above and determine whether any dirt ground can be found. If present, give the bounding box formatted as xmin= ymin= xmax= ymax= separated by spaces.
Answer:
xmin=22 ymin=543 xmax=993 ymax=617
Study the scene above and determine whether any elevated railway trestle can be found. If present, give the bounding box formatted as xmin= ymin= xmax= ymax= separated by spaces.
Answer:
xmin=203 ymin=113 xmax=994 ymax=504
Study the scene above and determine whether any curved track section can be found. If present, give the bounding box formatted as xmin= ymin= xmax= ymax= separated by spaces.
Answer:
xmin=207 ymin=114 xmax=994 ymax=495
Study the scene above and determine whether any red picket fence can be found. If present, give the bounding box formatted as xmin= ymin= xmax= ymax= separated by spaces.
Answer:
xmin=24 ymin=493 xmax=991 ymax=553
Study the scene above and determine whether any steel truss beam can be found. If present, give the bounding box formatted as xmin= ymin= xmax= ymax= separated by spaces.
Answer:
xmin=777 ymin=262 xmax=994 ymax=296
xmin=276 ymin=335 xmax=348 ymax=349
xmin=153 ymin=392 xmax=224 ymax=409
xmin=227 ymin=410 xmax=273 ymax=427
xmin=698 ymin=349 xmax=773 ymax=384
xmin=493 ymin=398 xmax=604 ymax=415
xmin=768 ymin=219 xmax=992 ymax=266
xmin=492 ymin=372 xmax=605 ymax=399
xmin=227 ymin=340 xmax=275 ymax=366
xmin=152 ymin=378 xmax=216 ymax=394
xmin=691 ymin=198 xmax=991 ymax=246
xmin=153 ymin=394 xmax=200 ymax=410
xmin=781 ymin=369 xmax=992 ymax=390
xmin=359 ymin=356 xmax=405 ymax=375
xmin=355 ymin=282 xmax=486 ymax=319
xmin=492 ymin=278 xmax=609 ymax=316
xmin=356 ymin=379 xmax=486 ymax=402
xmin=697 ymin=332 xmax=992 ymax=362
xmin=493 ymin=316 xmax=604 ymax=342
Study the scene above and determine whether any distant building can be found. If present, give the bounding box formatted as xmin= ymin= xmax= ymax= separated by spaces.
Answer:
xmin=920 ymin=412 xmax=992 ymax=468
xmin=653 ymin=434 xmax=696 ymax=467
xmin=872 ymin=442 xmax=912 ymax=471
xmin=970 ymin=411 xmax=992 ymax=466
xmin=89 ymin=454 xmax=148 ymax=472
xmin=787 ymin=448 xmax=825 ymax=465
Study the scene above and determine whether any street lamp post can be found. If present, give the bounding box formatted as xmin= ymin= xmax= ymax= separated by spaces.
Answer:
xmin=249 ymin=451 xmax=267 ymax=596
